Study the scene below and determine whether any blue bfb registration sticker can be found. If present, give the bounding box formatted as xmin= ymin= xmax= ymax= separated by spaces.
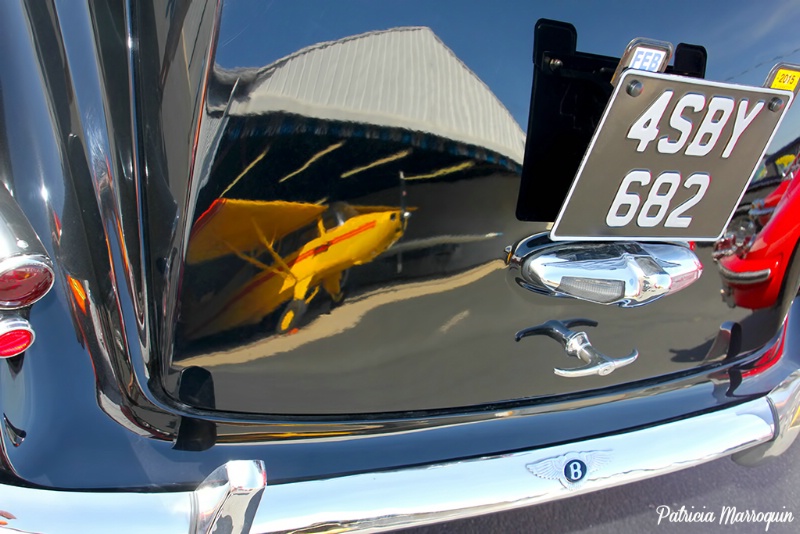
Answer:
xmin=550 ymin=69 xmax=794 ymax=242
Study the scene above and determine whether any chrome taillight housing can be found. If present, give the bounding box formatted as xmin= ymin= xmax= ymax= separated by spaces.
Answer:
xmin=0 ymin=255 xmax=54 ymax=309
xmin=0 ymin=183 xmax=55 ymax=356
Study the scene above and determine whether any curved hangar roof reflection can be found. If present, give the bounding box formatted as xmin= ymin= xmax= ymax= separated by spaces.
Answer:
xmin=212 ymin=26 xmax=525 ymax=170
xmin=212 ymin=27 xmax=525 ymax=197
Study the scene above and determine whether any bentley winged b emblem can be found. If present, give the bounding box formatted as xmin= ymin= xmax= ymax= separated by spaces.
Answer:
xmin=515 ymin=318 xmax=638 ymax=377
xmin=526 ymin=450 xmax=613 ymax=490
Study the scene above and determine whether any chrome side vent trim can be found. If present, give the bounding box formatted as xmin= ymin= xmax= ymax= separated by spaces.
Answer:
xmin=506 ymin=233 xmax=702 ymax=307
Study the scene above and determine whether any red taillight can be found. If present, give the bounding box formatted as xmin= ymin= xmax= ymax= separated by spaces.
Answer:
xmin=0 ymin=319 xmax=35 ymax=358
xmin=0 ymin=256 xmax=54 ymax=309
xmin=742 ymin=323 xmax=787 ymax=378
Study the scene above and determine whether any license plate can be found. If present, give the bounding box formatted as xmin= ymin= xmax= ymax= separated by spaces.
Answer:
xmin=550 ymin=69 xmax=793 ymax=241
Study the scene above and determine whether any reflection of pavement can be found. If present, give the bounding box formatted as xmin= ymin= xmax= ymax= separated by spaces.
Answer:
xmin=177 ymin=260 xmax=504 ymax=367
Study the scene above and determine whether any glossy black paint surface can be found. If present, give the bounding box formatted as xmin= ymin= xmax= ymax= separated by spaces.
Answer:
xmin=166 ymin=1 xmax=800 ymax=415
xmin=0 ymin=0 xmax=798 ymax=490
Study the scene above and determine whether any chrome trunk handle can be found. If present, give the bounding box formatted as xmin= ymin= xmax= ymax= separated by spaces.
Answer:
xmin=515 ymin=318 xmax=638 ymax=377
xmin=506 ymin=233 xmax=702 ymax=307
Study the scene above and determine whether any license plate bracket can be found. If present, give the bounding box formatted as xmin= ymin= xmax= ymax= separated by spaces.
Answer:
xmin=516 ymin=19 xmax=707 ymax=222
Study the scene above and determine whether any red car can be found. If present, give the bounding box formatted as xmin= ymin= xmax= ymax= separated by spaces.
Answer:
xmin=719 ymin=160 xmax=800 ymax=309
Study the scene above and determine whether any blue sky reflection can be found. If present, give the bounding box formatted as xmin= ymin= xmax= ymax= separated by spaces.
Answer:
xmin=216 ymin=0 xmax=800 ymax=148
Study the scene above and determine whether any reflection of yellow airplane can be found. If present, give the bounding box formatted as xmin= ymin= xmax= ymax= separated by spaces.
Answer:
xmin=183 ymin=198 xmax=411 ymax=339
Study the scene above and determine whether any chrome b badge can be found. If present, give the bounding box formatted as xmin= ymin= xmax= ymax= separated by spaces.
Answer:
xmin=526 ymin=450 xmax=612 ymax=490
xmin=564 ymin=459 xmax=587 ymax=483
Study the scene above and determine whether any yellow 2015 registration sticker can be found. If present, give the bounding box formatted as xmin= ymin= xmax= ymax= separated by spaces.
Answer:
xmin=771 ymin=68 xmax=800 ymax=92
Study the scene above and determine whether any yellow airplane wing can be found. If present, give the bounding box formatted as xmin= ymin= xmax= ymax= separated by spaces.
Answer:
xmin=187 ymin=199 xmax=326 ymax=264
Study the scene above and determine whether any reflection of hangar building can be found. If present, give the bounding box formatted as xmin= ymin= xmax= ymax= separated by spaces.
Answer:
xmin=197 ymin=27 xmax=525 ymax=211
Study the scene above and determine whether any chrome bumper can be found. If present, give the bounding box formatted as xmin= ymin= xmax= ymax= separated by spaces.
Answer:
xmin=2 ymin=370 xmax=800 ymax=534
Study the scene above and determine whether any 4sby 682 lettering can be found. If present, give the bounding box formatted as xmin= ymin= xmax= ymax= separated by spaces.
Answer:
xmin=606 ymin=92 xmax=765 ymax=229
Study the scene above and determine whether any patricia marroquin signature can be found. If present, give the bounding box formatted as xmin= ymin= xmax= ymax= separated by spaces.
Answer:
xmin=655 ymin=504 xmax=794 ymax=531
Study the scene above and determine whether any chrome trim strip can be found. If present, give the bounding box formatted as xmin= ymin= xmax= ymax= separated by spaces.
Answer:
xmin=718 ymin=264 xmax=772 ymax=284
xmin=0 ymin=398 xmax=776 ymax=533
